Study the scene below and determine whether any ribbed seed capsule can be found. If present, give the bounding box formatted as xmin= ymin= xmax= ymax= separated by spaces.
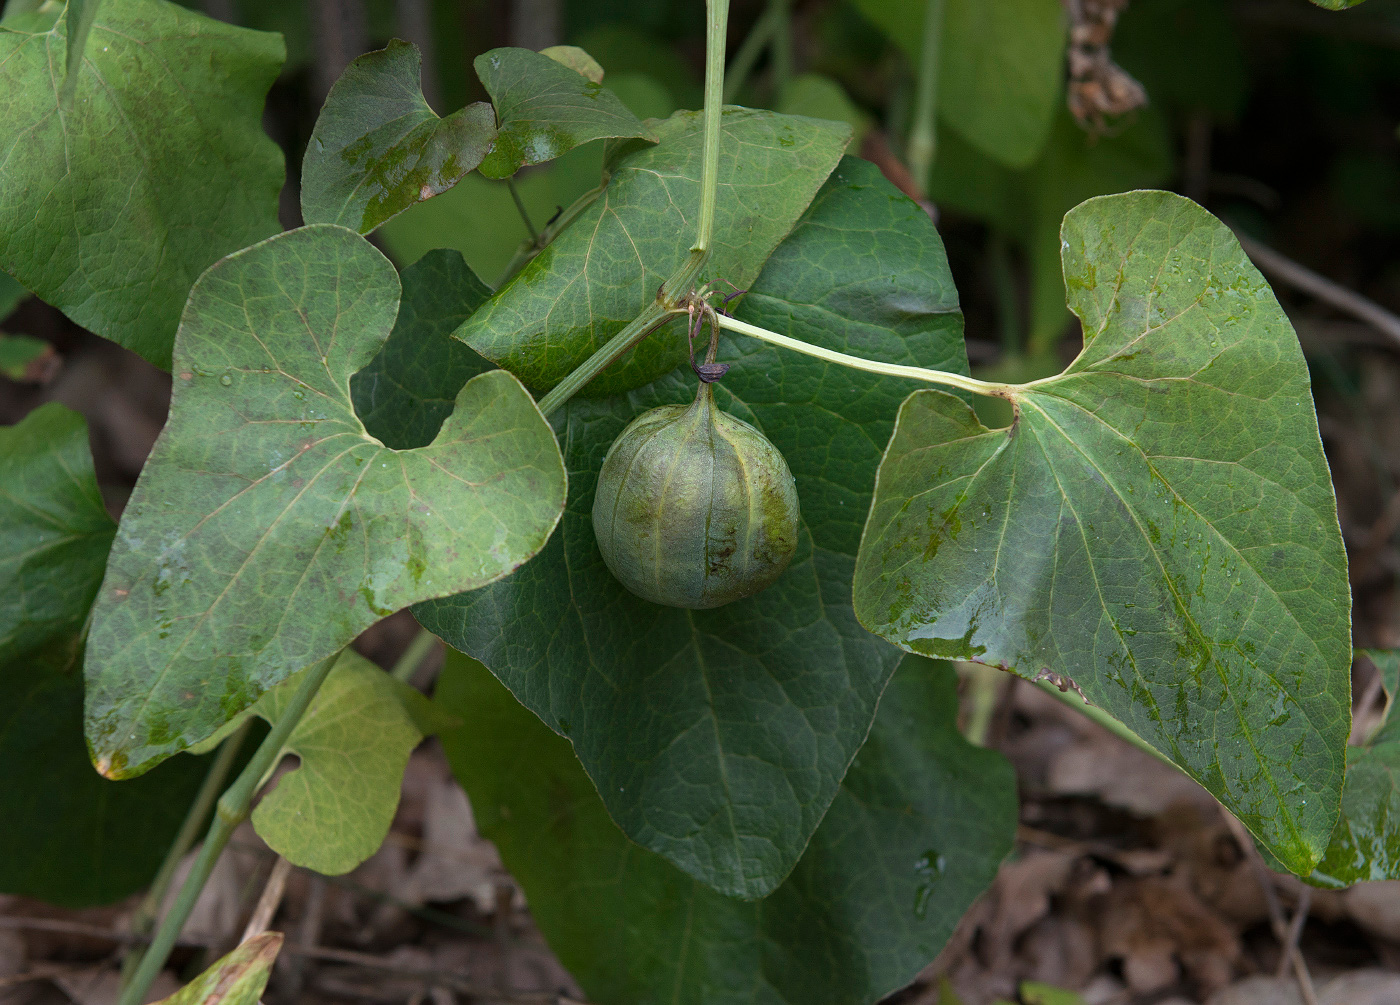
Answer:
xmin=592 ymin=382 xmax=799 ymax=609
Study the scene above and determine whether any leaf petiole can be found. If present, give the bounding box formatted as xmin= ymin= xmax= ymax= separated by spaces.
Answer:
xmin=714 ymin=313 xmax=1015 ymax=399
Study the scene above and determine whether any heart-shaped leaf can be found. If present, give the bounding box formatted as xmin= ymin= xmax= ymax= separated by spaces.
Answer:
xmin=300 ymin=40 xmax=497 ymax=235
xmin=439 ymin=649 xmax=1017 ymax=1005
xmin=854 ymin=0 xmax=1066 ymax=169
xmin=238 ymin=650 xmax=431 ymax=875
xmin=474 ymin=46 xmax=654 ymax=180
xmin=854 ymin=191 xmax=1351 ymax=874
xmin=83 ymin=225 xmax=566 ymax=780
xmin=350 ymin=249 xmax=494 ymax=449
xmin=417 ymin=158 xmax=968 ymax=898
xmin=154 ymin=932 xmax=282 ymax=1005
xmin=457 ymin=107 xmax=849 ymax=397
xmin=0 ymin=0 xmax=284 ymax=367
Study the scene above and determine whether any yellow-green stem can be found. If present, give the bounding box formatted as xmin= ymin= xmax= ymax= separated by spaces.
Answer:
xmin=538 ymin=0 xmax=729 ymax=416
xmin=117 ymin=652 xmax=340 ymax=1005
xmin=715 ymin=314 xmax=1013 ymax=398
xmin=391 ymin=627 xmax=441 ymax=683
xmin=120 ymin=719 xmax=252 ymax=982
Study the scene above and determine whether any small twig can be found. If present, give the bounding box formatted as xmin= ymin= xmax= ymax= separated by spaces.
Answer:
xmin=0 ymin=916 xmax=195 ymax=947
xmin=507 ymin=179 xmax=540 ymax=244
xmin=241 ymin=855 xmax=293 ymax=941
xmin=1232 ymin=228 xmax=1400 ymax=350
xmin=0 ymin=962 xmax=83 ymax=989
xmin=1222 ymin=813 xmax=1319 ymax=1005
xmin=289 ymin=943 xmax=567 ymax=1003
xmin=1277 ymin=884 xmax=1312 ymax=981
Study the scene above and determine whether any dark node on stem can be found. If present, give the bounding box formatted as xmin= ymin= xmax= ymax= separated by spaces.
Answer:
xmin=545 ymin=204 xmax=564 ymax=228
xmin=692 ymin=361 xmax=730 ymax=382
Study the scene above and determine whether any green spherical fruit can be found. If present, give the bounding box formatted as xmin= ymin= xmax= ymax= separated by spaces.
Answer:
xmin=592 ymin=383 xmax=800 ymax=609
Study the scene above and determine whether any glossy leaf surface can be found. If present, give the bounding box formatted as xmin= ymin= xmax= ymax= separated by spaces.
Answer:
xmin=440 ymin=649 xmax=1017 ymax=1005
xmin=854 ymin=192 xmax=1351 ymax=874
xmin=301 ymin=40 xmax=496 ymax=235
xmin=457 ymin=107 xmax=849 ymax=396
xmin=474 ymin=46 xmax=654 ymax=179
xmin=417 ymin=158 xmax=967 ymax=898
xmin=0 ymin=0 xmax=284 ymax=367
xmin=83 ymin=225 xmax=566 ymax=779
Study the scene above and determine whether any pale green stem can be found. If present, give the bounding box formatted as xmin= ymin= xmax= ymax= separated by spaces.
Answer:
xmin=905 ymin=0 xmax=947 ymax=189
xmin=506 ymin=178 xmax=539 ymax=243
xmin=536 ymin=302 xmax=672 ymax=418
xmin=959 ymin=662 xmax=1004 ymax=747
xmin=1030 ymin=678 xmax=1175 ymax=768
xmin=715 ymin=314 xmax=1013 ymax=398
xmin=391 ymin=627 xmax=440 ymax=683
xmin=118 ymin=652 xmax=340 ymax=1005
xmin=538 ymin=0 xmax=729 ymax=416
xmin=120 ymin=719 xmax=253 ymax=982
xmin=690 ymin=0 xmax=728 ymax=259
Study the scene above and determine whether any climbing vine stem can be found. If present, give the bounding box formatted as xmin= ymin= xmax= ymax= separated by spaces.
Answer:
xmin=906 ymin=0 xmax=947 ymax=190
xmin=536 ymin=0 xmax=729 ymax=418
xmin=118 ymin=651 xmax=341 ymax=1005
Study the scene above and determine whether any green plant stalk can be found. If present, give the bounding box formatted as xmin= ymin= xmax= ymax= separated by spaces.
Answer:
xmin=769 ymin=0 xmax=793 ymax=95
xmin=691 ymin=0 xmax=728 ymax=259
xmin=118 ymin=651 xmax=340 ymax=1005
xmin=959 ymin=662 xmax=1003 ymax=747
xmin=506 ymin=178 xmax=539 ymax=243
xmin=536 ymin=302 xmax=672 ymax=418
xmin=716 ymin=314 xmax=1013 ymax=398
xmin=1030 ymin=677 xmax=1175 ymax=768
xmin=905 ymin=0 xmax=947 ymax=190
xmin=537 ymin=0 xmax=729 ymax=416
xmin=120 ymin=719 xmax=253 ymax=982
xmin=391 ymin=627 xmax=440 ymax=683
